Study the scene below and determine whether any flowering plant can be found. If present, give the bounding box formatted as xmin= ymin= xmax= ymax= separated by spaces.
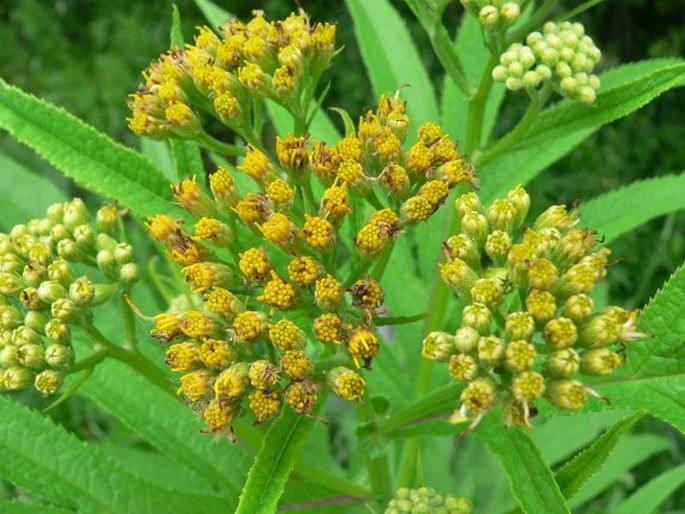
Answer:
xmin=0 ymin=1 xmax=682 ymax=513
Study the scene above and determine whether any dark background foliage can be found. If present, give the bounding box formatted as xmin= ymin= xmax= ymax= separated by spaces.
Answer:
xmin=0 ymin=1 xmax=682 ymax=511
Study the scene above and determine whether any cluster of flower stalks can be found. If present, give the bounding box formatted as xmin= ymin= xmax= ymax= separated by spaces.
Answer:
xmin=144 ymin=87 xmax=476 ymax=434
xmin=0 ymin=200 xmax=138 ymax=396
xmin=461 ymin=0 xmax=523 ymax=28
xmin=385 ymin=487 xmax=472 ymax=514
xmin=425 ymin=185 xmax=648 ymax=428
xmin=127 ymin=9 xmax=336 ymax=142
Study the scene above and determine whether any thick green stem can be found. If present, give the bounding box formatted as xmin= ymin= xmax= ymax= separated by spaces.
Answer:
xmin=358 ymin=395 xmax=393 ymax=505
xmin=196 ymin=132 xmax=246 ymax=157
xmin=69 ymin=348 xmax=108 ymax=373
xmin=121 ymin=292 xmax=137 ymax=352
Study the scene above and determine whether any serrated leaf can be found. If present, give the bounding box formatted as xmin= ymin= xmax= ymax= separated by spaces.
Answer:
xmin=579 ymin=173 xmax=685 ymax=243
xmin=0 ymin=78 xmax=180 ymax=219
xmin=567 ymin=434 xmax=671 ymax=510
xmin=0 ymin=153 xmax=67 ymax=229
xmin=77 ymin=357 xmax=251 ymax=501
xmin=554 ymin=410 xmax=644 ymax=499
xmin=0 ymin=396 xmax=226 ymax=513
xmin=477 ymin=415 xmax=570 ymax=514
xmin=479 ymin=58 xmax=685 ymax=203
xmin=193 ymin=0 xmax=231 ymax=30
xmin=345 ymin=0 xmax=440 ymax=133
xmin=236 ymin=407 xmax=316 ymax=514
xmin=612 ymin=462 xmax=685 ymax=514
xmin=589 ymin=262 xmax=685 ymax=431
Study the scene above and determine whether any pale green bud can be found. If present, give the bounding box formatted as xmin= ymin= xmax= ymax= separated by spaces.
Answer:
xmin=422 ymin=331 xmax=457 ymax=361
xmin=96 ymin=204 xmax=120 ymax=235
xmin=24 ymin=310 xmax=49 ymax=333
xmin=17 ymin=343 xmax=45 ymax=369
xmin=545 ymin=348 xmax=580 ymax=378
xmin=0 ymin=345 xmax=20 ymax=367
xmin=478 ymin=5 xmax=499 ymax=26
xmin=477 ymin=335 xmax=505 ymax=365
xmin=546 ymin=379 xmax=587 ymax=410
xmin=22 ymin=261 xmax=47 ymax=287
xmin=38 ymin=280 xmax=67 ymax=304
xmin=50 ymin=223 xmax=71 ymax=242
xmin=113 ymin=243 xmax=133 ymax=265
xmin=500 ymin=2 xmax=520 ymax=25
xmin=461 ymin=211 xmax=489 ymax=247
xmin=0 ymin=305 xmax=23 ymax=329
xmin=56 ymin=239 xmax=85 ymax=261
xmin=45 ymin=344 xmax=73 ymax=368
xmin=20 ymin=287 xmax=44 ymax=310
xmin=47 ymin=259 xmax=73 ymax=286
xmin=93 ymin=283 xmax=119 ymax=304
xmin=3 ymin=366 xmax=35 ymax=390
xmin=0 ymin=272 xmax=24 ymax=296
xmin=580 ymin=348 xmax=621 ymax=375
xmin=454 ymin=326 xmax=481 ymax=353
xmin=445 ymin=234 xmax=481 ymax=269
xmin=51 ymin=298 xmax=79 ymax=322
xmin=462 ymin=303 xmax=491 ymax=335
xmin=45 ymin=319 xmax=70 ymax=345
xmin=46 ymin=202 xmax=65 ymax=224
xmin=69 ymin=276 xmax=95 ymax=306
xmin=73 ymin=223 xmax=95 ymax=247
xmin=12 ymin=326 xmax=41 ymax=346
xmin=96 ymin=250 xmax=117 ymax=275
xmin=35 ymin=369 xmax=62 ymax=395
xmin=120 ymin=263 xmax=140 ymax=284
xmin=62 ymin=198 xmax=89 ymax=230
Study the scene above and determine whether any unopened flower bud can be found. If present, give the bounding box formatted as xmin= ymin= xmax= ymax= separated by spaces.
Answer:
xmin=47 ymin=260 xmax=73 ymax=286
xmin=578 ymin=314 xmax=618 ymax=348
xmin=445 ymin=234 xmax=481 ymax=269
xmin=0 ymin=345 xmax=19 ymax=367
xmin=461 ymin=377 xmax=497 ymax=414
xmin=35 ymin=369 xmax=63 ymax=395
xmin=487 ymin=199 xmax=517 ymax=234
xmin=477 ymin=335 xmax=505 ymax=365
xmin=460 ymin=212 xmax=489 ymax=247
xmin=564 ymin=294 xmax=593 ymax=324
xmin=177 ymin=370 xmax=213 ymax=402
xmin=249 ymin=360 xmax=279 ymax=390
xmin=96 ymin=204 xmax=120 ymax=235
xmin=328 ymin=367 xmax=365 ymax=402
xmin=525 ymin=289 xmax=556 ymax=324
xmin=17 ymin=343 xmax=45 ymax=369
xmin=3 ymin=366 xmax=35 ymax=390
xmin=471 ymin=278 xmax=502 ymax=308
xmin=270 ymin=319 xmax=306 ymax=350
xmin=62 ymin=198 xmax=89 ymax=230
xmin=505 ymin=340 xmax=536 ymax=372
xmin=462 ymin=303 xmax=492 ymax=334
xmin=454 ymin=326 xmax=481 ymax=353
xmin=511 ymin=371 xmax=545 ymax=402
xmin=448 ymin=353 xmax=479 ymax=382
xmin=96 ymin=250 xmax=117 ymax=275
xmin=485 ymin=230 xmax=511 ymax=266
xmin=422 ymin=331 xmax=457 ymax=361
xmin=51 ymin=298 xmax=80 ymax=322
xmin=545 ymin=348 xmax=580 ymax=377
xmin=285 ymin=380 xmax=320 ymax=414
xmin=543 ymin=317 xmax=578 ymax=349
xmin=454 ymin=192 xmax=483 ymax=220
xmin=439 ymin=259 xmax=478 ymax=299
xmin=73 ymin=224 xmax=95 ymax=248
xmin=120 ymin=263 xmax=140 ymax=284
xmin=580 ymin=348 xmax=621 ymax=375
xmin=546 ymin=379 xmax=587 ymax=410
xmin=214 ymin=362 xmax=250 ymax=399
xmin=45 ymin=319 xmax=70 ymax=345
xmin=69 ymin=276 xmax=95 ymax=306
xmin=505 ymin=312 xmax=535 ymax=341
xmin=45 ymin=344 xmax=73 ymax=368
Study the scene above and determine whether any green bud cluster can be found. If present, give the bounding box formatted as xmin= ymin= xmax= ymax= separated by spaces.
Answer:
xmin=492 ymin=21 xmax=602 ymax=103
xmin=461 ymin=0 xmax=523 ymax=28
xmin=385 ymin=487 xmax=471 ymax=514
xmin=427 ymin=185 xmax=649 ymax=428
xmin=0 ymin=199 xmax=138 ymax=396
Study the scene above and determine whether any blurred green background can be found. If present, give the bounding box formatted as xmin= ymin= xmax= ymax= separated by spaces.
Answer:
xmin=0 ymin=0 xmax=683 ymax=512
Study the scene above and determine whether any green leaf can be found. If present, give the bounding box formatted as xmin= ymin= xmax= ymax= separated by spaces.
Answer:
xmin=345 ymin=0 xmax=440 ymax=133
xmin=77 ymin=356 xmax=251 ymax=501
xmin=590 ymin=262 xmax=685 ymax=432
xmin=236 ymin=407 xmax=316 ymax=514
xmin=479 ymin=58 xmax=685 ymax=203
xmin=266 ymin=100 xmax=340 ymax=143
xmin=612 ymin=463 xmax=685 ymax=514
xmin=140 ymin=139 xmax=176 ymax=182
xmin=477 ymin=415 xmax=570 ymax=514
xmin=567 ymin=434 xmax=671 ymax=510
xmin=0 ymin=396 xmax=226 ymax=513
xmin=193 ymin=0 xmax=231 ymax=30
xmin=513 ymin=59 xmax=685 ymax=151
xmin=579 ymin=173 xmax=685 ymax=243
xmin=0 ymin=499 xmax=71 ymax=514
xmin=554 ymin=410 xmax=644 ymax=499
xmin=0 ymin=153 xmax=67 ymax=229
xmin=0 ymin=78 xmax=180 ymax=219
xmin=169 ymin=5 xmax=205 ymax=180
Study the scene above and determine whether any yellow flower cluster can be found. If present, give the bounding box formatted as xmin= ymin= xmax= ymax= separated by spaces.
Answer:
xmin=0 ymin=200 xmax=136 ymax=397
xmin=144 ymin=88 xmax=477 ymax=434
xmin=128 ymin=10 xmax=336 ymax=139
xmin=424 ymin=185 xmax=648 ymax=428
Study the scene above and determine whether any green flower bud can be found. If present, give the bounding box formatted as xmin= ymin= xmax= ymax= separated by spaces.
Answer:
xmin=50 ymin=223 xmax=71 ymax=242
xmin=454 ymin=192 xmax=483 ymax=220
xmin=73 ymin=223 xmax=95 ymax=247
xmin=46 ymin=202 xmax=65 ymax=224
xmin=0 ymin=305 xmax=23 ymax=329
xmin=114 ymin=243 xmax=133 ymax=265
xmin=51 ymin=298 xmax=79 ymax=322
xmin=47 ymin=259 xmax=73 ymax=286
xmin=488 ymin=199 xmax=517 ymax=234
xmin=543 ymin=317 xmax=578 ymax=349
xmin=478 ymin=5 xmax=499 ymax=26
xmin=533 ymin=205 xmax=577 ymax=231
xmin=35 ymin=369 xmax=62 ymax=395
xmin=577 ymin=314 xmax=618 ymax=348
xmin=546 ymin=379 xmax=587 ymax=410
xmin=439 ymin=259 xmax=478 ymax=300
xmin=22 ymin=261 xmax=47 ymax=287
xmin=471 ymin=278 xmax=502 ymax=308
xmin=20 ymin=287 xmax=44 ymax=310
xmin=96 ymin=204 xmax=120 ymax=235
xmin=96 ymin=233 xmax=118 ymax=252
xmin=545 ymin=348 xmax=580 ymax=378
xmin=445 ymin=234 xmax=481 ymax=269
xmin=449 ymin=353 xmax=479 ymax=381
xmin=120 ymin=263 xmax=140 ymax=284
xmin=327 ymin=367 xmax=365 ymax=402
xmin=69 ymin=276 xmax=94 ymax=306
xmin=12 ymin=326 xmax=41 ymax=346
xmin=422 ymin=331 xmax=457 ymax=361
xmin=460 ymin=377 xmax=497 ymax=414
xmin=45 ymin=344 xmax=73 ymax=369
xmin=37 ymin=280 xmax=67 ymax=304
xmin=0 ymin=272 xmax=24 ymax=296
xmin=0 ymin=345 xmax=20 ymax=367
xmin=0 ymin=253 xmax=23 ymax=273
xmin=3 ymin=366 xmax=35 ymax=390
xmin=580 ymin=348 xmax=621 ymax=375
xmin=214 ymin=362 xmax=251 ymax=399
xmin=564 ymin=294 xmax=593 ymax=324
xmin=462 ymin=303 xmax=492 ymax=334
xmin=17 ymin=343 xmax=45 ymax=369
xmin=477 ymin=335 xmax=505 ymax=365
xmin=62 ymin=199 xmax=89 ymax=230
xmin=96 ymin=250 xmax=117 ymax=275
xmin=500 ymin=2 xmax=520 ymax=25
xmin=454 ymin=326 xmax=481 ymax=353
xmin=24 ymin=310 xmax=49 ymax=333
xmin=527 ymin=258 xmax=559 ymax=291
xmin=56 ymin=239 xmax=85 ymax=261
xmin=485 ymin=230 xmax=512 ymax=266
xmin=461 ymin=211 xmax=489 ymax=248
xmin=511 ymin=371 xmax=545 ymax=402
xmin=505 ymin=312 xmax=535 ymax=341
xmin=93 ymin=283 xmax=119 ymax=304
xmin=505 ymin=340 xmax=537 ymax=372
xmin=45 ymin=319 xmax=70 ymax=345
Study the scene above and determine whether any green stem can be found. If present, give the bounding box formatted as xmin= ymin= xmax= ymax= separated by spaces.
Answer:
xmin=69 ymin=348 xmax=108 ymax=373
xmin=82 ymin=324 xmax=174 ymax=396
xmin=475 ymin=86 xmax=551 ymax=167
xmin=253 ymin=99 xmax=264 ymax=140
xmin=358 ymin=395 xmax=392 ymax=505
xmin=196 ymin=132 xmax=246 ymax=157
xmin=121 ymin=291 xmax=137 ymax=352
xmin=300 ymin=178 xmax=318 ymax=213
xmin=370 ymin=242 xmax=395 ymax=282
xmin=507 ymin=0 xmax=559 ymax=45
xmin=557 ymin=0 xmax=604 ymax=22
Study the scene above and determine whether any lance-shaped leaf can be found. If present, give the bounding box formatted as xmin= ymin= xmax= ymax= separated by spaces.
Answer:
xmin=612 ymin=462 xmax=685 ymax=514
